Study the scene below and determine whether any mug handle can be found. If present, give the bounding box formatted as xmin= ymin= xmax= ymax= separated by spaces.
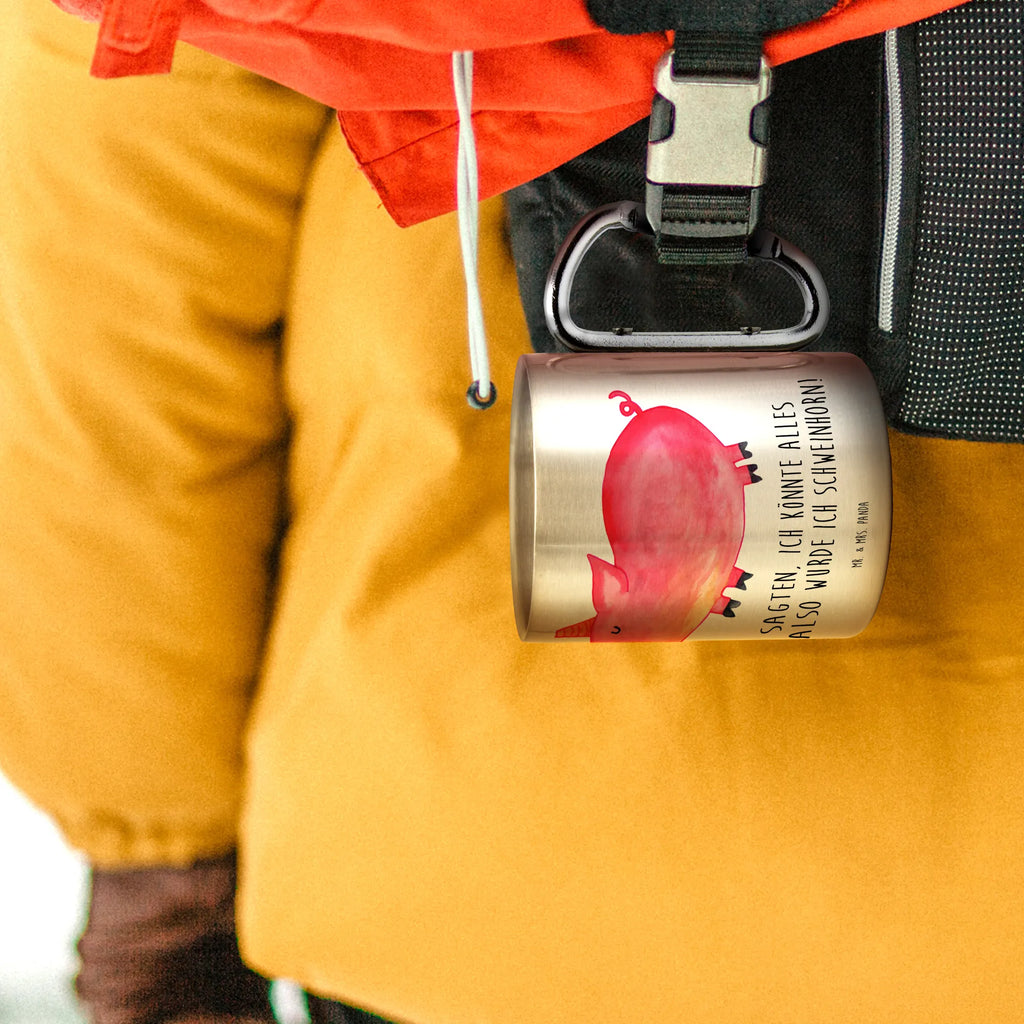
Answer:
xmin=543 ymin=201 xmax=830 ymax=353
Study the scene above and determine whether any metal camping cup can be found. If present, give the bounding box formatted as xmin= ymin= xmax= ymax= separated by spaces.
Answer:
xmin=510 ymin=351 xmax=892 ymax=641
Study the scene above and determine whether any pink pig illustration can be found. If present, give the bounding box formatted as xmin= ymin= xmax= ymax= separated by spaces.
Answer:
xmin=556 ymin=391 xmax=759 ymax=642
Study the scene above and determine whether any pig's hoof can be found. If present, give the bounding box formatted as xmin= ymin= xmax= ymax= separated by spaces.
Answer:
xmin=721 ymin=598 xmax=741 ymax=618
xmin=747 ymin=464 xmax=762 ymax=484
xmin=725 ymin=566 xmax=753 ymax=591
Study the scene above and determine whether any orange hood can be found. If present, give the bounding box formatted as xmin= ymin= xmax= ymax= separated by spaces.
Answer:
xmin=56 ymin=0 xmax=974 ymax=224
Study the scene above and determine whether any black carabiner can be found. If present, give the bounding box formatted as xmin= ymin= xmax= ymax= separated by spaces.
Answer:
xmin=543 ymin=201 xmax=829 ymax=353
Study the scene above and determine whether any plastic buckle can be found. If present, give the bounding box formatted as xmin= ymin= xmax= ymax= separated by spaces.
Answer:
xmin=543 ymin=202 xmax=829 ymax=352
xmin=645 ymin=50 xmax=772 ymax=237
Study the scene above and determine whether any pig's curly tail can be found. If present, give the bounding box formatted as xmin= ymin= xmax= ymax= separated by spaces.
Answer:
xmin=609 ymin=391 xmax=642 ymax=417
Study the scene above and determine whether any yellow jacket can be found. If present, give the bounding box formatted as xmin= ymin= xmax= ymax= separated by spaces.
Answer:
xmin=1 ymin=4 xmax=1022 ymax=1023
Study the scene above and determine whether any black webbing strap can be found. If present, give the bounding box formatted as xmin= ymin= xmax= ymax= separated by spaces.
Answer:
xmin=582 ymin=0 xmax=836 ymax=36
xmin=651 ymin=31 xmax=766 ymax=266
xmin=655 ymin=190 xmax=754 ymax=264
xmin=671 ymin=31 xmax=761 ymax=77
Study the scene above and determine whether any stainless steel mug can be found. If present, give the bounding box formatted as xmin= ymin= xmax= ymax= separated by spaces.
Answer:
xmin=510 ymin=350 xmax=892 ymax=642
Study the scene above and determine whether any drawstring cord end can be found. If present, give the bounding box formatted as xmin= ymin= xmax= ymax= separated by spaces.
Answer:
xmin=452 ymin=51 xmax=495 ymax=411
xmin=466 ymin=380 xmax=497 ymax=409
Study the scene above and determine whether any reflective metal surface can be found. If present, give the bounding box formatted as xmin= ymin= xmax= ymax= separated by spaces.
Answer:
xmin=510 ymin=351 xmax=892 ymax=642
xmin=646 ymin=52 xmax=772 ymax=193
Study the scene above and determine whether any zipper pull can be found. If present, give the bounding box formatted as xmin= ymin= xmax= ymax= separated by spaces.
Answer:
xmin=91 ymin=0 xmax=184 ymax=78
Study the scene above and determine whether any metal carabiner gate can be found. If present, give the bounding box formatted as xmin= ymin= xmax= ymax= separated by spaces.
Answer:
xmin=543 ymin=201 xmax=830 ymax=353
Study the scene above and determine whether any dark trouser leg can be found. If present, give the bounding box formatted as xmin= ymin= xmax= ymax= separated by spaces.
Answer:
xmin=75 ymin=851 xmax=275 ymax=1024
xmin=305 ymin=994 xmax=398 ymax=1024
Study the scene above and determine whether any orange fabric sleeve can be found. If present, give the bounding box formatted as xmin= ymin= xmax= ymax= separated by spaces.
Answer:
xmin=49 ymin=0 xmax=979 ymax=224
xmin=60 ymin=0 xmax=974 ymax=91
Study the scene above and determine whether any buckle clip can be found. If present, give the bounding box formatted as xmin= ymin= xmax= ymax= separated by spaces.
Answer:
xmin=645 ymin=50 xmax=772 ymax=239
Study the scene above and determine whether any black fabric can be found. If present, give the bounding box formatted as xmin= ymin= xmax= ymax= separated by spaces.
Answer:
xmin=868 ymin=22 xmax=918 ymax=424
xmin=306 ymin=993 xmax=397 ymax=1024
xmin=506 ymin=35 xmax=881 ymax=364
xmin=507 ymin=0 xmax=1024 ymax=442
xmin=583 ymin=0 xmax=835 ymax=35
xmin=656 ymin=187 xmax=755 ymax=264
xmin=671 ymin=31 xmax=762 ymax=76
xmin=887 ymin=0 xmax=1024 ymax=443
xmin=505 ymin=119 xmax=801 ymax=349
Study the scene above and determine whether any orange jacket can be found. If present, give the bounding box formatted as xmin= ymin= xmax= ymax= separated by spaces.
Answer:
xmin=56 ymin=0 xmax=973 ymax=225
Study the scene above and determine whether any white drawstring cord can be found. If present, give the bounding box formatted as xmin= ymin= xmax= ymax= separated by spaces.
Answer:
xmin=452 ymin=51 xmax=495 ymax=409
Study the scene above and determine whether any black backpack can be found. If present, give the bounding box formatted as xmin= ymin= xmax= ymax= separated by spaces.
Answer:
xmin=507 ymin=0 xmax=1024 ymax=444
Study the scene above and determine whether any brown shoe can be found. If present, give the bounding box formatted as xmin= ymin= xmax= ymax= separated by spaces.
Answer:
xmin=75 ymin=851 xmax=275 ymax=1024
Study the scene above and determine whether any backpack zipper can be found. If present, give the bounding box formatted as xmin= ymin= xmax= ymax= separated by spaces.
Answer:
xmin=878 ymin=27 xmax=904 ymax=335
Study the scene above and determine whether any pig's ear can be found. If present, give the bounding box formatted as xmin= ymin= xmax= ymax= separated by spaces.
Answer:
xmin=587 ymin=554 xmax=629 ymax=608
